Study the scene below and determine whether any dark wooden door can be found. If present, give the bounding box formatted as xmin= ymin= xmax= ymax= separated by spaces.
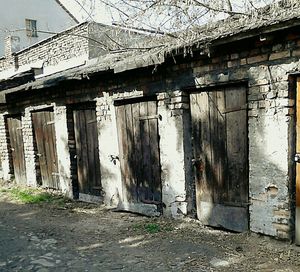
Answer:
xmin=32 ymin=109 xmax=59 ymax=189
xmin=73 ymin=106 xmax=101 ymax=197
xmin=115 ymin=99 xmax=162 ymax=204
xmin=7 ymin=115 xmax=26 ymax=184
xmin=190 ymin=86 xmax=248 ymax=232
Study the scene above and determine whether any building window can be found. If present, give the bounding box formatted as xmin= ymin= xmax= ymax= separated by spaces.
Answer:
xmin=25 ymin=19 xmax=37 ymax=37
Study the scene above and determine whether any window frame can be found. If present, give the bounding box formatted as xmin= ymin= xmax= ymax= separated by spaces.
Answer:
xmin=25 ymin=19 xmax=38 ymax=37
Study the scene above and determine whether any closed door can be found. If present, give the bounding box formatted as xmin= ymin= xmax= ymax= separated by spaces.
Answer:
xmin=115 ymin=99 xmax=162 ymax=205
xmin=73 ymin=107 xmax=101 ymax=197
xmin=32 ymin=109 xmax=59 ymax=189
xmin=7 ymin=115 xmax=26 ymax=184
xmin=190 ymin=86 xmax=248 ymax=232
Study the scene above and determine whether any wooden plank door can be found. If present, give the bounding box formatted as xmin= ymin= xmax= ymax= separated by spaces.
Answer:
xmin=115 ymin=99 xmax=162 ymax=205
xmin=190 ymin=86 xmax=248 ymax=232
xmin=32 ymin=109 xmax=59 ymax=189
xmin=296 ymin=78 xmax=300 ymax=245
xmin=73 ymin=106 xmax=101 ymax=198
xmin=7 ymin=115 xmax=26 ymax=184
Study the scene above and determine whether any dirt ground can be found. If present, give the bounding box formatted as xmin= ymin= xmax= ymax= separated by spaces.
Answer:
xmin=1 ymin=184 xmax=300 ymax=272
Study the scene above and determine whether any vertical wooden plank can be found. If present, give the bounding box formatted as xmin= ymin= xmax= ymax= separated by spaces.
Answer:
xmin=90 ymin=109 xmax=101 ymax=190
xmin=80 ymin=110 xmax=89 ymax=194
xmin=140 ymin=101 xmax=152 ymax=201
xmin=7 ymin=119 xmax=16 ymax=180
xmin=225 ymin=86 xmax=247 ymax=204
xmin=190 ymin=93 xmax=202 ymax=212
xmin=16 ymin=117 xmax=26 ymax=183
xmin=209 ymin=91 xmax=219 ymax=203
xmin=125 ymin=103 xmax=136 ymax=200
xmin=9 ymin=119 xmax=17 ymax=178
xmin=43 ymin=111 xmax=54 ymax=188
xmin=132 ymin=102 xmax=142 ymax=200
xmin=117 ymin=105 xmax=132 ymax=202
xmin=191 ymin=93 xmax=201 ymax=199
xmin=216 ymin=89 xmax=227 ymax=202
xmin=73 ymin=110 xmax=84 ymax=193
xmin=115 ymin=106 xmax=126 ymax=199
xmin=85 ymin=110 xmax=94 ymax=193
xmin=296 ymin=78 xmax=300 ymax=244
xmin=147 ymin=101 xmax=161 ymax=202
xmin=202 ymin=92 xmax=213 ymax=203
xmin=40 ymin=111 xmax=50 ymax=186
xmin=47 ymin=111 xmax=59 ymax=189
xmin=7 ymin=116 xmax=26 ymax=184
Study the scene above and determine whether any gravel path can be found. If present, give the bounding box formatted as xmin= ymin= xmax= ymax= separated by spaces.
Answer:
xmin=1 ymin=188 xmax=300 ymax=272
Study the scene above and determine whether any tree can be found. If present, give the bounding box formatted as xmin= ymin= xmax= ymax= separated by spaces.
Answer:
xmin=65 ymin=0 xmax=300 ymax=52
xmin=80 ymin=0 xmax=279 ymax=32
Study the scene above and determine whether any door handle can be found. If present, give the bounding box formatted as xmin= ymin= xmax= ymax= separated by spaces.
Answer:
xmin=295 ymin=153 xmax=300 ymax=163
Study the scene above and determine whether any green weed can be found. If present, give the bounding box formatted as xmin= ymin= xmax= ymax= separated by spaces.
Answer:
xmin=145 ymin=223 xmax=160 ymax=233
xmin=10 ymin=188 xmax=57 ymax=204
xmin=133 ymin=222 xmax=174 ymax=234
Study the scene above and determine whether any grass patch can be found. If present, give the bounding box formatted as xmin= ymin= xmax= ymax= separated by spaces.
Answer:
xmin=9 ymin=188 xmax=59 ymax=204
xmin=145 ymin=223 xmax=160 ymax=233
xmin=133 ymin=222 xmax=174 ymax=234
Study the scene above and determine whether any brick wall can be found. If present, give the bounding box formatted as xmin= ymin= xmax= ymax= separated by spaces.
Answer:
xmin=17 ymin=23 xmax=89 ymax=68
xmin=0 ymin=23 xmax=90 ymax=71
xmin=0 ymin=113 xmax=11 ymax=180
xmin=0 ymin=22 xmax=145 ymax=73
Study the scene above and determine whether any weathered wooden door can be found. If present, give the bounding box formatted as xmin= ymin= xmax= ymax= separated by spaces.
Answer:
xmin=32 ymin=109 xmax=59 ymax=189
xmin=190 ymin=86 xmax=248 ymax=232
xmin=73 ymin=105 xmax=101 ymax=199
xmin=115 ymin=99 xmax=162 ymax=204
xmin=7 ymin=115 xmax=26 ymax=184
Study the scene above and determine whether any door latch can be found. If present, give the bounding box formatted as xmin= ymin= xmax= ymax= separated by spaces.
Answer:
xmin=192 ymin=158 xmax=204 ymax=172
xmin=192 ymin=158 xmax=202 ymax=166
xmin=295 ymin=153 xmax=300 ymax=163
xmin=109 ymin=155 xmax=119 ymax=165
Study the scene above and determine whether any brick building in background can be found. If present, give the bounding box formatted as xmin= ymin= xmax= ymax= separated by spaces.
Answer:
xmin=0 ymin=0 xmax=78 ymax=57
